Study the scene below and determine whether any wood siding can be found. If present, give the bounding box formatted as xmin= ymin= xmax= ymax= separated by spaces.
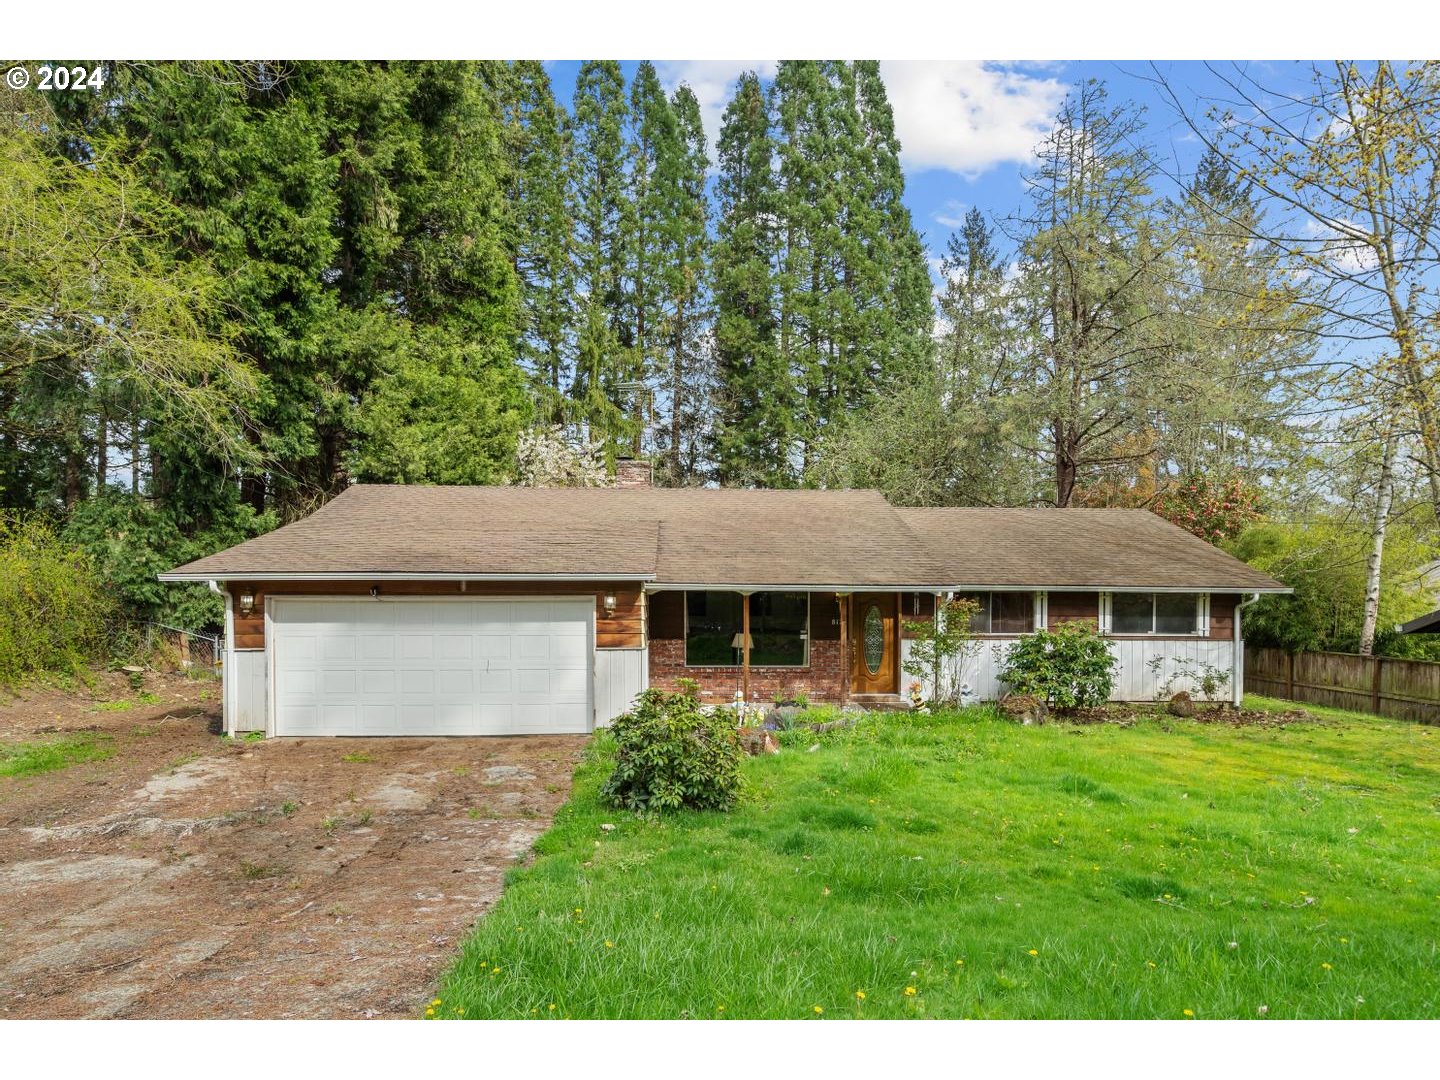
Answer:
xmin=229 ymin=580 xmax=644 ymax=650
xmin=1047 ymin=591 xmax=1100 ymax=627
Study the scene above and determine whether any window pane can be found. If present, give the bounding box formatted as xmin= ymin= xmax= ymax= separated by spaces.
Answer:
xmin=955 ymin=593 xmax=990 ymax=634
xmin=750 ymin=591 xmax=808 ymax=666
xmin=1155 ymin=593 xmax=1198 ymax=635
xmin=1111 ymin=593 xmax=1154 ymax=634
xmin=685 ymin=591 xmax=742 ymax=665
xmin=991 ymin=592 xmax=1034 ymax=634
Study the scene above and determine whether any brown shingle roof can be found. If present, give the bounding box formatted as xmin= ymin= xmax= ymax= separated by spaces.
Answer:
xmin=895 ymin=507 xmax=1284 ymax=591
xmin=160 ymin=485 xmax=1286 ymax=592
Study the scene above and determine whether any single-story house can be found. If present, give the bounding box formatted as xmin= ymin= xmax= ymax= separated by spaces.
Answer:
xmin=159 ymin=463 xmax=1287 ymax=737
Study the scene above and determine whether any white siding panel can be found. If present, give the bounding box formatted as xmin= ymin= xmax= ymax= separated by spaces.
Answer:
xmin=231 ymin=649 xmax=267 ymax=733
xmin=903 ymin=638 xmax=1237 ymax=703
xmin=595 ymin=648 xmax=646 ymax=726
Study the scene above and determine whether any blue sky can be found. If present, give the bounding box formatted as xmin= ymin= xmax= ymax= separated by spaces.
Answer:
xmin=544 ymin=60 xmax=1319 ymax=271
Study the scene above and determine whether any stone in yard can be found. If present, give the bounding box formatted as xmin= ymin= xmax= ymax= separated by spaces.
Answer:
xmin=1168 ymin=691 xmax=1196 ymax=718
xmin=765 ymin=706 xmax=805 ymax=729
xmin=999 ymin=694 xmax=1048 ymax=725
xmin=737 ymin=727 xmax=780 ymax=755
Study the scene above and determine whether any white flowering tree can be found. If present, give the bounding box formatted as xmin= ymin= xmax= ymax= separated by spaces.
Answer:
xmin=511 ymin=425 xmax=615 ymax=488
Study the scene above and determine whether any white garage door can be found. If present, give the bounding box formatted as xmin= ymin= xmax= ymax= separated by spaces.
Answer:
xmin=270 ymin=597 xmax=593 ymax=736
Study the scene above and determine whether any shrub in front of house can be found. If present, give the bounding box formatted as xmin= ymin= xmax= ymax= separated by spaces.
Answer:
xmin=997 ymin=621 xmax=1119 ymax=711
xmin=600 ymin=686 xmax=744 ymax=813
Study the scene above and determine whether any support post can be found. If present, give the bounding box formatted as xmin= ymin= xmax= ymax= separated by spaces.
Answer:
xmin=838 ymin=593 xmax=850 ymax=707
xmin=741 ymin=592 xmax=751 ymax=704
xmin=1286 ymin=650 xmax=1295 ymax=700
xmin=1371 ymin=656 xmax=1383 ymax=716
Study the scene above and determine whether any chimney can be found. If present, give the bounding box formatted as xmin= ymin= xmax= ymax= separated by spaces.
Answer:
xmin=615 ymin=458 xmax=653 ymax=488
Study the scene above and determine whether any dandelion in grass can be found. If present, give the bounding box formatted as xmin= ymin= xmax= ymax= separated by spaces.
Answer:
xmin=904 ymin=986 xmax=917 ymax=996
xmin=1183 ymin=1009 xmax=1194 ymax=1018
xmin=549 ymin=1004 xmax=557 ymax=1012
xmin=425 ymin=1008 xmax=435 ymax=1017
xmin=855 ymin=990 xmax=866 ymax=1001
xmin=605 ymin=940 xmax=615 ymax=949
xmin=1321 ymin=962 xmax=1333 ymax=970
xmin=1027 ymin=949 xmax=1038 ymax=956
xmin=432 ymin=998 xmax=442 ymax=1006
xmin=717 ymin=1004 xmax=726 ymax=1013
xmin=1146 ymin=961 xmax=1157 ymax=968
xmin=813 ymin=1005 xmax=824 ymax=1015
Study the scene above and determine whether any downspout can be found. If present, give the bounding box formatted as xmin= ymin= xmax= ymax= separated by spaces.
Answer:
xmin=209 ymin=580 xmax=234 ymax=736
xmin=1233 ymin=593 xmax=1261 ymax=707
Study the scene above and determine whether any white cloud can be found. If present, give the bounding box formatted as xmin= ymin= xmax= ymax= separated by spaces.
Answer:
xmin=880 ymin=61 xmax=1067 ymax=178
xmin=655 ymin=61 xmax=778 ymax=158
xmin=933 ymin=199 xmax=968 ymax=228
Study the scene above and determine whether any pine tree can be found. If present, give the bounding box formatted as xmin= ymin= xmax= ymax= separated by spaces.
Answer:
xmin=626 ymin=61 xmax=675 ymax=432
xmin=501 ymin=61 xmax=574 ymax=424
xmin=712 ymin=71 xmax=791 ymax=486
xmin=658 ymin=84 xmax=713 ymax=483
xmin=568 ymin=61 xmax=632 ymax=454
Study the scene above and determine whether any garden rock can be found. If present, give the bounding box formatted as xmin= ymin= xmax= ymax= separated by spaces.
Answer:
xmin=999 ymin=694 xmax=1048 ymax=725
xmin=737 ymin=727 xmax=780 ymax=756
xmin=765 ymin=706 xmax=805 ymax=729
xmin=1167 ymin=691 xmax=1196 ymax=718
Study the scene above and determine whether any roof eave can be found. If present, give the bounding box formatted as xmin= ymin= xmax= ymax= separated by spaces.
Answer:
xmin=158 ymin=571 xmax=657 ymax=583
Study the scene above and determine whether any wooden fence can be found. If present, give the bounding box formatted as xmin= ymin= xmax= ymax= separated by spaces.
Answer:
xmin=1245 ymin=647 xmax=1440 ymax=724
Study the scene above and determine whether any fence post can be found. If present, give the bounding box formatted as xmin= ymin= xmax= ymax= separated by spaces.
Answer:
xmin=1286 ymin=650 xmax=1295 ymax=700
xmin=1371 ymin=656 xmax=1383 ymax=716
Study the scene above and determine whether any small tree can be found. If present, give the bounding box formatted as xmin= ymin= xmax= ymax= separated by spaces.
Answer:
xmin=511 ymin=424 xmax=614 ymax=488
xmin=901 ymin=596 xmax=980 ymax=708
xmin=998 ymin=621 xmax=1119 ymax=710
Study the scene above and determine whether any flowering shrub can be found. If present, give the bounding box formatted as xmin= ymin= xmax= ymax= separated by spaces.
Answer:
xmin=997 ymin=622 xmax=1118 ymax=710
xmin=1152 ymin=476 xmax=1261 ymax=543
xmin=600 ymin=686 xmax=743 ymax=812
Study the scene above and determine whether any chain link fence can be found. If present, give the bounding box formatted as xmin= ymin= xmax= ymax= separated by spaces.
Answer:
xmin=115 ymin=622 xmax=225 ymax=676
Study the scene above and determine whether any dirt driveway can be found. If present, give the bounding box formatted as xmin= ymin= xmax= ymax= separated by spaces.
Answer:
xmin=0 ymin=673 xmax=586 ymax=1019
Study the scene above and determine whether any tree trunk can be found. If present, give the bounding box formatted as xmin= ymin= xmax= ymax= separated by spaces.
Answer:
xmin=1358 ymin=431 xmax=1397 ymax=656
xmin=95 ymin=411 xmax=108 ymax=494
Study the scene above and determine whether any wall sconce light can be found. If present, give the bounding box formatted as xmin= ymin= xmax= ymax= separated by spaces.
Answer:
xmin=238 ymin=590 xmax=255 ymax=617
xmin=370 ymin=585 xmax=380 ymax=600
xmin=602 ymin=593 xmax=617 ymax=616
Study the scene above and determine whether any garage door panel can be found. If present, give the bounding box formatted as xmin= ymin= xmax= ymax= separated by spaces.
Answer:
xmin=273 ymin=598 xmax=593 ymax=736
xmin=360 ymin=669 xmax=395 ymax=695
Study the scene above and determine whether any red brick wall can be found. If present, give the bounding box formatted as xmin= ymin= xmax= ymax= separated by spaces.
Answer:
xmin=648 ymin=637 xmax=846 ymax=703
xmin=646 ymin=590 xmax=847 ymax=703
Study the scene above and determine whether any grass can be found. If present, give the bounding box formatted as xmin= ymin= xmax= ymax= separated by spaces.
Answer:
xmin=434 ymin=696 xmax=1440 ymax=1020
xmin=0 ymin=733 xmax=114 ymax=777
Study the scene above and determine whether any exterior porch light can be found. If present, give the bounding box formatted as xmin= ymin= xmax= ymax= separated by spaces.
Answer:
xmin=370 ymin=585 xmax=380 ymax=600
xmin=238 ymin=590 xmax=255 ymax=617
xmin=602 ymin=592 xmax=617 ymax=616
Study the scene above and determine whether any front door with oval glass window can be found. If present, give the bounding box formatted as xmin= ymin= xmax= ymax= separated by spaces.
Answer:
xmin=848 ymin=593 xmax=898 ymax=695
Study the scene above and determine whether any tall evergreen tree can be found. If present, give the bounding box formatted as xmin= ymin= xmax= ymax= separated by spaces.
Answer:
xmin=712 ymin=71 xmax=790 ymax=486
xmin=625 ymin=60 xmax=675 ymax=434
xmin=657 ymin=84 xmax=712 ymax=484
xmin=501 ymin=61 xmax=575 ymax=424
xmin=568 ymin=61 xmax=632 ymax=453
xmin=769 ymin=61 xmax=933 ymax=477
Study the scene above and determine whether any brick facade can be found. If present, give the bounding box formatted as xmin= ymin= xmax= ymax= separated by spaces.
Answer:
xmin=647 ymin=636 xmax=847 ymax=704
xmin=646 ymin=589 xmax=848 ymax=704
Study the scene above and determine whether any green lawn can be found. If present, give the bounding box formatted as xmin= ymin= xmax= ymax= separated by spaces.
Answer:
xmin=434 ymin=697 xmax=1440 ymax=1020
xmin=0 ymin=732 xmax=113 ymax=777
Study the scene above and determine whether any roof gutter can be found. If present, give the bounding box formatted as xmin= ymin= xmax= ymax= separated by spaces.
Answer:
xmin=159 ymin=571 xmax=657 ymax=583
xmin=643 ymin=583 xmax=1291 ymax=594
